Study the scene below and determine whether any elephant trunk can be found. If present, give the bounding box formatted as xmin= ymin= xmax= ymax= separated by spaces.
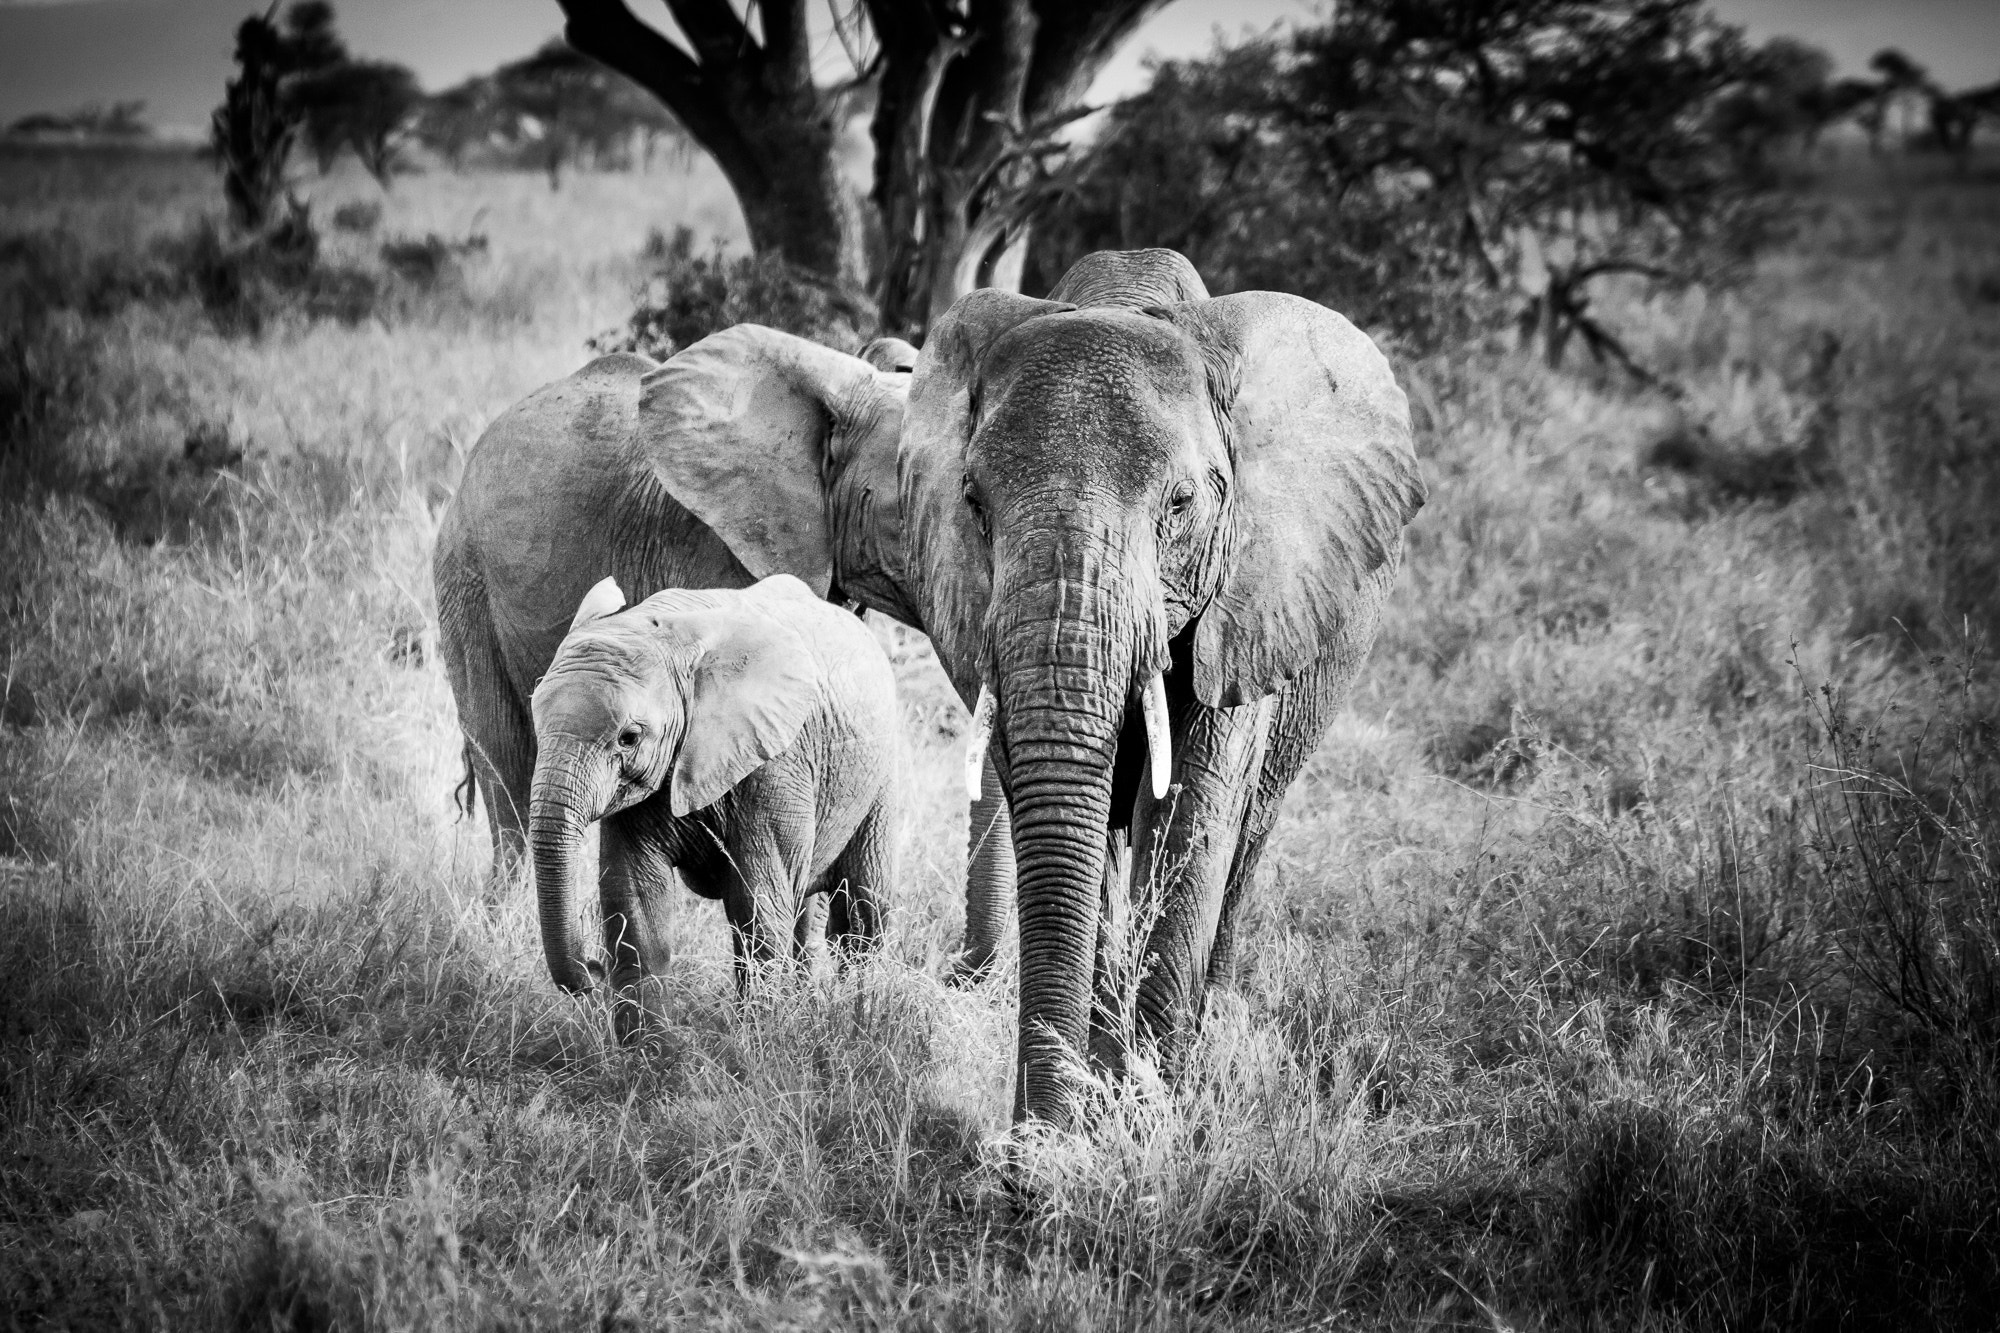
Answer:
xmin=530 ymin=751 xmax=612 ymax=993
xmin=993 ymin=517 xmax=1163 ymax=1125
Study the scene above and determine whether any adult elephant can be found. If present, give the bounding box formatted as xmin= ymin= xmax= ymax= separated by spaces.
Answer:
xmin=432 ymin=328 xmax=1017 ymax=973
xmin=896 ymin=250 xmax=1425 ymax=1124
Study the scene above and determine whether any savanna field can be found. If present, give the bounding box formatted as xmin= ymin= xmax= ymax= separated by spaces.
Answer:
xmin=2 ymin=143 xmax=1997 ymax=1328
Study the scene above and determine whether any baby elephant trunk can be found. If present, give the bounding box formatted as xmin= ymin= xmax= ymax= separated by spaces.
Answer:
xmin=529 ymin=751 xmax=613 ymax=993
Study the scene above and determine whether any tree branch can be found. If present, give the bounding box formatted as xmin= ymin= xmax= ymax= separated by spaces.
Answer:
xmin=759 ymin=0 xmax=812 ymax=89
xmin=661 ymin=0 xmax=755 ymax=68
xmin=557 ymin=0 xmax=759 ymax=187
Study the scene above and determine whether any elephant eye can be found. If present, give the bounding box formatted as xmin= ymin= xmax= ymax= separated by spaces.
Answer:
xmin=962 ymin=478 xmax=990 ymax=538
xmin=617 ymin=725 xmax=643 ymax=749
xmin=1167 ymin=480 xmax=1197 ymax=516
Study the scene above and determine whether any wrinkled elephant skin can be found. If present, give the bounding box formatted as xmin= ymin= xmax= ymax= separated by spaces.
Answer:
xmin=899 ymin=249 xmax=1426 ymax=1124
xmin=529 ymin=575 xmax=898 ymax=1023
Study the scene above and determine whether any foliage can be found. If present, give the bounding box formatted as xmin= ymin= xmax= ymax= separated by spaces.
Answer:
xmin=290 ymin=58 xmax=424 ymax=188
xmin=1808 ymin=666 xmax=2000 ymax=1122
xmin=208 ymin=0 xmax=348 ymax=232
xmin=410 ymin=42 xmax=682 ymax=187
xmin=589 ymin=225 xmax=867 ymax=359
xmin=1035 ymin=0 xmax=1784 ymax=363
xmin=378 ymin=230 xmax=489 ymax=288
xmin=5 ymin=101 xmax=151 ymax=140
xmin=557 ymin=0 xmax=1165 ymax=331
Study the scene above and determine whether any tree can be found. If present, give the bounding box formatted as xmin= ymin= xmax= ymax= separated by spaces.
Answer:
xmin=6 ymin=101 xmax=151 ymax=139
xmin=1866 ymin=47 xmax=1934 ymax=149
xmin=209 ymin=1 xmax=348 ymax=231
xmin=291 ymin=59 xmax=423 ymax=187
xmin=1037 ymin=0 xmax=1776 ymax=373
xmin=554 ymin=0 xmax=1166 ymax=335
xmin=1710 ymin=36 xmax=1834 ymax=171
xmin=490 ymin=41 xmax=681 ymax=189
xmin=412 ymin=79 xmax=497 ymax=169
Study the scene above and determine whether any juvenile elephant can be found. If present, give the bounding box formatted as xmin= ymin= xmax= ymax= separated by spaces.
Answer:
xmin=432 ymin=329 xmax=1016 ymax=973
xmin=530 ymin=574 xmax=897 ymax=1010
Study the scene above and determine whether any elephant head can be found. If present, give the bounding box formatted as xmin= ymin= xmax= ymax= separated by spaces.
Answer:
xmin=640 ymin=326 xmax=917 ymax=624
xmin=899 ymin=249 xmax=1425 ymax=1122
xmin=528 ymin=576 xmax=821 ymax=992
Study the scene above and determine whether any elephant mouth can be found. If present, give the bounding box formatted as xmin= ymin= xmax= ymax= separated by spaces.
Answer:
xmin=602 ymin=785 xmax=644 ymax=817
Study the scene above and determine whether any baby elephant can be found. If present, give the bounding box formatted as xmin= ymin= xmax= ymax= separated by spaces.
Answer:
xmin=528 ymin=574 xmax=898 ymax=1009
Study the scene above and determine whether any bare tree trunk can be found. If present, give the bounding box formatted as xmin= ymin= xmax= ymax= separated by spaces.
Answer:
xmin=867 ymin=0 xmax=1167 ymax=337
xmin=558 ymin=0 xmax=867 ymax=289
xmin=558 ymin=1 xmax=1165 ymax=336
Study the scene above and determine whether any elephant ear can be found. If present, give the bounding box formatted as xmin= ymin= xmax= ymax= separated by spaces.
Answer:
xmin=899 ymin=288 xmax=1073 ymax=702
xmin=744 ymin=573 xmax=822 ymax=606
xmin=636 ymin=325 xmax=899 ymax=599
xmin=1160 ymin=292 xmax=1425 ymax=709
xmin=668 ymin=608 xmax=820 ymax=817
xmin=820 ymin=367 xmax=917 ymax=625
xmin=569 ymin=577 xmax=626 ymax=630
xmin=859 ymin=337 xmax=920 ymax=373
xmin=1047 ymin=248 xmax=1210 ymax=309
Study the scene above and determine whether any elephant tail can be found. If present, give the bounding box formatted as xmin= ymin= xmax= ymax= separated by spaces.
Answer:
xmin=452 ymin=741 xmax=478 ymax=820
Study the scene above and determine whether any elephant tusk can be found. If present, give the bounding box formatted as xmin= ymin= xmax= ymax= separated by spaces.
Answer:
xmin=1142 ymin=672 xmax=1171 ymax=799
xmin=964 ymin=685 xmax=996 ymax=800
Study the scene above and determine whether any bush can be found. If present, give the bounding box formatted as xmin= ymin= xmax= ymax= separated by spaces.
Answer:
xmin=377 ymin=230 xmax=487 ymax=288
xmin=590 ymin=225 xmax=869 ymax=360
xmin=1033 ymin=0 xmax=1782 ymax=361
xmin=180 ymin=205 xmax=382 ymax=336
xmin=1807 ymin=663 xmax=2000 ymax=1121
xmin=329 ymin=199 xmax=381 ymax=233
xmin=0 ymin=202 xmax=394 ymax=338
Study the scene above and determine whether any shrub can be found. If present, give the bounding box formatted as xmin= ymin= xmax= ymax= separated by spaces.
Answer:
xmin=1806 ymin=663 xmax=2000 ymax=1121
xmin=590 ymin=225 xmax=869 ymax=360
xmin=1033 ymin=0 xmax=1782 ymax=362
xmin=378 ymin=230 xmax=487 ymax=288
xmin=179 ymin=205 xmax=382 ymax=336
xmin=330 ymin=199 xmax=381 ymax=233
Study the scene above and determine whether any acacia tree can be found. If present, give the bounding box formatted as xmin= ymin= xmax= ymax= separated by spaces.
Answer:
xmin=554 ymin=0 xmax=1165 ymax=334
xmin=1036 ymin=0 xmax=1775 ymax=372
xmin=291 ymin=59 xmax=423 ymax=187
xmin=492 ymin=42 xmax=683 ymax=188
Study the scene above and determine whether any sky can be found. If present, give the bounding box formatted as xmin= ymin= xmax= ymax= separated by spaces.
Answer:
xmin=0 ymin=0 xmax=1995 ymax=138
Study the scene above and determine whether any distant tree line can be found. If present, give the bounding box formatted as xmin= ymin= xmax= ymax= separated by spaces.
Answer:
xmin=5 ymin=101 xmax=151 ymax=140
xmin=206 ymin=2 xmax=689 ymax=236
xmin=417 ymin=41 xmax=684 ymax=189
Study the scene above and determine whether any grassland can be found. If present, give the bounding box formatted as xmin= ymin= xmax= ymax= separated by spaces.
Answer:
xmin=2 ymin=143 xmax=1996 ymax=1329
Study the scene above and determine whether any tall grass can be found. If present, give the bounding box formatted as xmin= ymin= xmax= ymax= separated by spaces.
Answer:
xmin=2 ymin=147 xmax=1996 ymax=1328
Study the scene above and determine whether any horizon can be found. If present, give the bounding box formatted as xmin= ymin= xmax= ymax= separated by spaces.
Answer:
xmin=0 ymin=0 xmax=1995 ymax=139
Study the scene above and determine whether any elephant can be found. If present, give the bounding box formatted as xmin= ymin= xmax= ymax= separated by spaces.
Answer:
xmin=891 ymin=249 xmax=1426 ymax=1123
xmin=438 ymin=244 xmax=1424 ymax=1127
xmin=530 ymin=574 xmax=897 ymax=1016
xmin=431 ymin=327 xmax=1017 ymax=975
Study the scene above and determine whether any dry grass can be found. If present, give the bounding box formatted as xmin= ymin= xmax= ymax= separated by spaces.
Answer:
xmin=2 ymin=144 xmax=1997 ymax=1329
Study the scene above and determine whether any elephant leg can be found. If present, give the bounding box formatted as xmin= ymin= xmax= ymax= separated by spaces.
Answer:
xmin=721 ymin=825 xmax=809 ymax=994
xmin=1088 ymin=831 xmax=1132 ymax=1075
xmin=793 ymin=893 xmax=828 ymax=963
xmin=1207 ymin=830 xmax=1272 ymax=994
xmin=823 ymin=794 xmax=892 ymax=963
xmin=1209 ymin=656 xmax=1365 ymax=992
xmin=949 ymin=752 xmax=1015 ymax=986
xmin=1126 ymin=694 xmax=1274 ymax=1072
xmin=599 ymin=818 xmax=675 ymax=1044
xmin=437 ymin=567 xmax=533 ymax=892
